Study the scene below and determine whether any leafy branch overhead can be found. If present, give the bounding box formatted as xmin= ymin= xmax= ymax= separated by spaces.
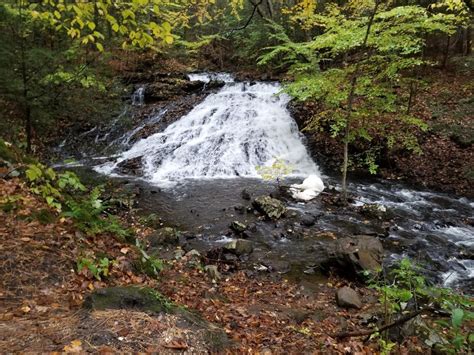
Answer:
xmin=258 ymin=0 xmax=469 ymax=197
xmin=26 ymin=0 xmax=246 ymax=51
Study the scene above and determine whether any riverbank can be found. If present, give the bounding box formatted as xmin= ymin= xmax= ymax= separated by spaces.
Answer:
xmin=0 ymin=177 xmax=405 ymax=353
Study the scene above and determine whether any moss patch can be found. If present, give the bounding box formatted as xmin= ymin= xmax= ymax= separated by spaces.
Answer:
xmin=83 ymin=286 xmax=174 ymax=313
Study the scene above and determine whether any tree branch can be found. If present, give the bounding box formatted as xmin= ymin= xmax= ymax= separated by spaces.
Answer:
xmin=228 ymin=0 xmax=263 ymax=34
xmin=331 ymin=308 xmax=433 ymax=339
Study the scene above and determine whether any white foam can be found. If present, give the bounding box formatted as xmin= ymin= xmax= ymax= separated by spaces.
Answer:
xmin=98 ymin=80 xmax=320 ymax=186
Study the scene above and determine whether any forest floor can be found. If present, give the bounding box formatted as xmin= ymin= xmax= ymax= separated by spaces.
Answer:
xmin=0 ymin=177 xmax=431 ymax=353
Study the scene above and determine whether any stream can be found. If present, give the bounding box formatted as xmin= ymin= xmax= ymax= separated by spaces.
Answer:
xmin=59 ymin=73 xmax=474 ymax=291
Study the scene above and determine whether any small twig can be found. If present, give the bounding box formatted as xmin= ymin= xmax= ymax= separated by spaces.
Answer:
xmin=1 ymin=164 xmax=26 ymax=179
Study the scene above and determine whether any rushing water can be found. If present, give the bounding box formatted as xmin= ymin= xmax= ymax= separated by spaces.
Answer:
xmin=96 ymin=74 xmax=319 ymax=185
xmin=85 ymin=73 xmax=473 ymax=290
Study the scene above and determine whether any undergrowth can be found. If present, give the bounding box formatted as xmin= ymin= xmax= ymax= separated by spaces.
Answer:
xmin=368 ymin=258 xmax=473 ymax=353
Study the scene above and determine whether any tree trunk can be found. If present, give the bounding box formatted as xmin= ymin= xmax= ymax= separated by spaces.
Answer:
xmin=266 ymin=0 xmax=274 ymax=19
xmin=341 ymin=0 xmax=380 ymax=202
xmin=406 ymin=81 xmax=416 ymax=115
xmin=466 ymin=26 xmax=472 ymax=55
xmin=442 ymin=36 xmax=450 ymax=68
xmin=25 ymin=105 xmax=32 ymax=154
xmin=18 ymin=0 xmax=32 ymax=153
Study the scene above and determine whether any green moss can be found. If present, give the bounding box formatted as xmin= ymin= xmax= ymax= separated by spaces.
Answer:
xmin=83 ymin=286 xmax=174 ymax=313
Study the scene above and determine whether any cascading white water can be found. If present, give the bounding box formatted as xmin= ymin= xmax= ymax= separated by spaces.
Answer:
xmin=131 ymin=86 xmax=145 ymax=106
xmin=96 ymin=73 xmax=320 ymax=185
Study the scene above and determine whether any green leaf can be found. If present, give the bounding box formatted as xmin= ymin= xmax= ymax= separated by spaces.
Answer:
xmin=451 ymin=308 xmax=464 ymax=328
xmin=26 ymin=164 xmax=43 ymax=182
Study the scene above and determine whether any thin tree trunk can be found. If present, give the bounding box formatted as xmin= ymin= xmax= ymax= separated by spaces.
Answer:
xmin=466 ymin=26 xmax=472 ymax=55
xmin=406 ymin=81 xmax=416 ymax=115
xmin=341 ymin=0 xmax=380 ymax=202
xmin=18 ymin=0 xmax=32 ymax=153
xmin=266 ymin=0 xmax=274 ymax=19
xmin=442 ymin=35 xmax=450 ymax=68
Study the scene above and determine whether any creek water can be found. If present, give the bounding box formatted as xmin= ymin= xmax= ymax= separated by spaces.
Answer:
xmin=67 ymin=73 xmax=473 ymax=291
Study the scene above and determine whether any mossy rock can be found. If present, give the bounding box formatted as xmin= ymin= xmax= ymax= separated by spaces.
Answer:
xmin=83 ymin=286 xmax=173 ymax=313
xmin=253 ymin=195 xmax=286 ymax=219
xmin=84 ymin=286 xmax=231 ymax=351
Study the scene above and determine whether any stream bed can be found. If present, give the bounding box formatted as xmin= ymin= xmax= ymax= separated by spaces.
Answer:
xmin=58 ymin=73 xmax=474 ymax=292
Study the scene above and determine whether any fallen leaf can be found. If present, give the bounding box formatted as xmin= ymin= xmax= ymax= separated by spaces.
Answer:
xmin=63 ymin=339 xmax=83 ymax=352
xmin=163 ymin=339 xmax=188 ymax=350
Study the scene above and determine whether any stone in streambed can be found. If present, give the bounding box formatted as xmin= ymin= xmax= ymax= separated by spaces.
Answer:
xmin=323 ymin=235 xmax=384 ymax=276
xmin=224 ymin=239 xmax=253 ymax=256
xmin=336 ymin=287 xmax=362 ymax=309
xmin=116 ymin=156 xmax=143 ymax=176
xmin=241 ymin=189 xmax=251 ymax=200
xmin=253 ymin=195 xmax=286 ymax=219
xmin=230 ymin=221 xmax=247 ymax=233
xmin=301 ymin=213 xmax=319 ymax=227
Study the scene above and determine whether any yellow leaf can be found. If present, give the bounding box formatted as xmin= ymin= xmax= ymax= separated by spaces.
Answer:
xmin=63 ymin=340 xmax=83 ymax=352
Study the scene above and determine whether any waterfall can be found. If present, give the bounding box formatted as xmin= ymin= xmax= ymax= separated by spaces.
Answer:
xmin=131 ymin=86 xmax=145 ymax=106
xmin=96 ymin=74 xmax=320 ymax=186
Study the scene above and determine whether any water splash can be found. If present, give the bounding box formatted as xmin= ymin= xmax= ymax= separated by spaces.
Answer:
xmin=131 ymin=86 xmax=145 ymax=106
xmin=188 ymin=72 xmax=235 ymax=83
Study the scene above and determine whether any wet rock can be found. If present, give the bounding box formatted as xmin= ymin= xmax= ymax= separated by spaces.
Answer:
xmin=116 ymin=156 xmax=143 ymax=176
xmin=323 ymin=235 xmax=384 ymax=277
xmin=253 ymin=195 xmax=286 ymax=219
xmin=336 ymin=287 xmax=362 ymax=309
xmin=206 ymin=80 xmax=226 ymax=90
xmin=205 ymin=265 xmax=222 ymax=280
xmin=224 ymin=239 xmax=253 ymax=256
xmin=359 ymin=203 xmax=389 ymax=220
xmin=148 ymin=227 xmax=179 ymax=247
xmin=145 ymin=78 xmax=207 ymax=102
xmin=233 ymin=204 xmax=246 ymax=214
xmin=241 ymin=189 xmax=251 ymax=200
xmin=301 ymin=213 xmax=318 ymax=227
xmin=230 ymin=221 xmax=247 ymax=233
xmin=84 ymin=286 xmax=171 ymax=313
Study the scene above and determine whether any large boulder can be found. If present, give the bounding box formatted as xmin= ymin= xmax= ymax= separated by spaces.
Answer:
xmin=253 ymin=195 xmax=286 ymax=219
xmin=336 ymin=286 xmax=362 ymax=309
xmin=323 ymin=235 xmax=384 ymax=277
